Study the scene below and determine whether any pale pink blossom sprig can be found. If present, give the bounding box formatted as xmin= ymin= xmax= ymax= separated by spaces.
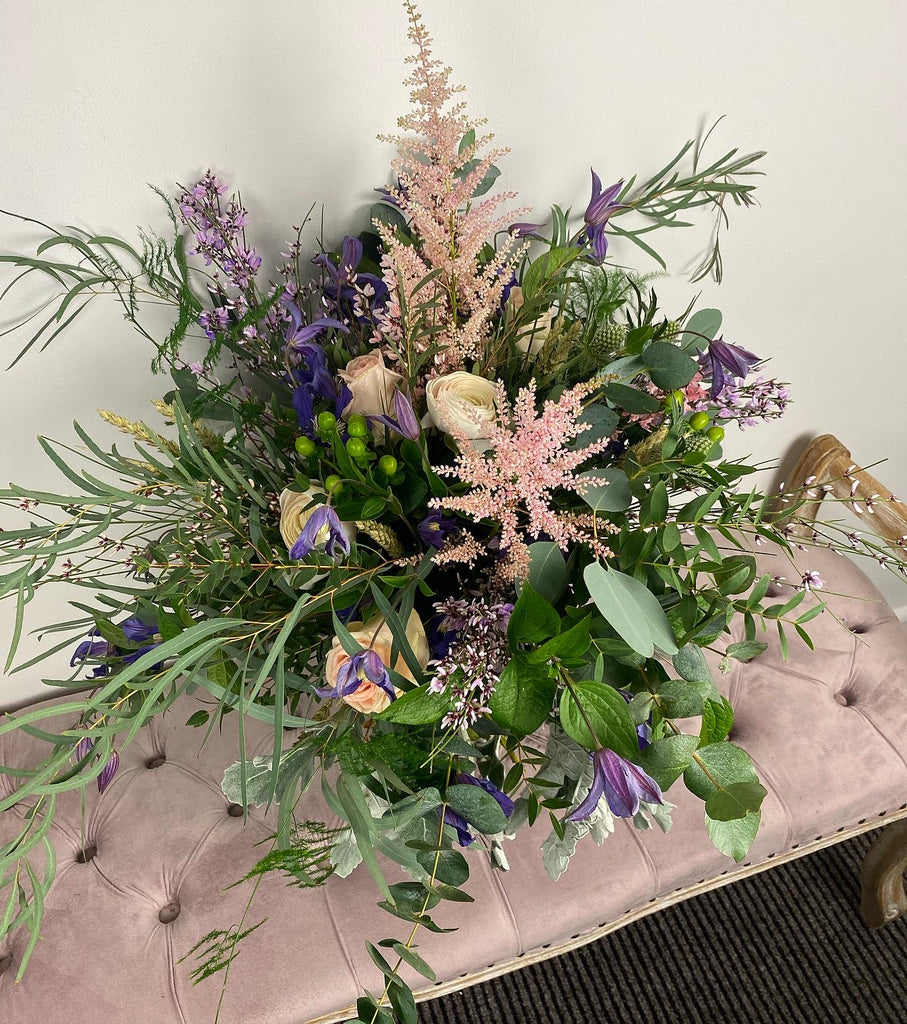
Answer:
xmin=432 ymin=380 xmax=609 ymax=579
xmin=376 ymin=3 xmax=530 ymax=373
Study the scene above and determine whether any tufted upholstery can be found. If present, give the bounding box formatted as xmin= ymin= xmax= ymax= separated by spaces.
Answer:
xmin=2 ymin=542 xmax=907 ymax=1024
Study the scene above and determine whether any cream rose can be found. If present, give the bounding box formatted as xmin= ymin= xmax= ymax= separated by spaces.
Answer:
xmin=278 ymin=486 xmax=356 ymax=552
xmin=425 ymin=372 xmax=499 ymax=441
xmin=338 ymin=351 xmax=404 ymax=422
xmin=507 ymin=285 xmax=557 ymax=356
xmin=324 ymin=610 xmax=430 ymax=715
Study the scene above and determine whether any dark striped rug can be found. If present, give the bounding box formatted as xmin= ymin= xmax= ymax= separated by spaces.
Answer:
xmin=420 ymin=829 xmax=907 ymax=1024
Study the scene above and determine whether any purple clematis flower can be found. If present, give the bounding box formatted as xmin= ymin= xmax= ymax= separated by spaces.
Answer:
xmin=582 ymin=170 xmax=624 ymax=261
xmin=289 ymin=506 xmax=351 ymax=561
xmin=699 ymin=336 xmax=763 ymax=399
xmin=282 ymin=296 xmax=349 ymax=432
xmin=313 ymin=235 xmax=389 ymax=323
xmin=71 ymin=639 xmax=110 ymax=676
xmin=316 ymin=648 xmax=396 ymax=703
xmin=443 ymin=808 xmax=475 ymax=847
xmin=119 ymin=616 xmax=158 ymax=643
xmin=70 ymin=616 xmax=160 ymax=678
xmin=369 ymin=390 xmax=420 ymax=441
xmin=417 ymin=510 xmax=456 ymax=551
xmin=568 ymin=748 xmax=663 ymax=821
xmin=456 ymin=773 xmax=516 ymax=818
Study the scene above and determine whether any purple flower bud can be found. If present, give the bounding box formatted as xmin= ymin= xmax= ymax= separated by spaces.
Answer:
xmin=368 ymin=390 xmax=420 ymax=441
xmin=75 ymin=736 xmax=94 ymax=763
xmin=97 ymin=751 xmax=119 ymax=794
xmin=508 ymin=221 xmax=546 ymax=239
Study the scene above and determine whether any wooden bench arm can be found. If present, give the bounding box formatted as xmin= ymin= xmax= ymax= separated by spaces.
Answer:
xmin=777 ymin=433 xmax=907 ymax=550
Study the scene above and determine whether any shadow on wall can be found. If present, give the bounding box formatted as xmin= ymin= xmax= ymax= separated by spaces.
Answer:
xmin=771 ymin=432 xmax=813 ymax=496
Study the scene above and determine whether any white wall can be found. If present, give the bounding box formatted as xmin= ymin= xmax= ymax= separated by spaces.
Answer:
xmin=2 ymin=0 xmax=905 ymax=705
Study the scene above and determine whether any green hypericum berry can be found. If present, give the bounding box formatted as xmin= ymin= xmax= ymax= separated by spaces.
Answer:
xmin=294 ymin=436 xmax=316 ymax=457
xmin=345 ymin=437 xmax=367 ymax=458
xmin=346 ymin=414 xmax=368 ymax=437
xmin=706 ymin=425 xmax=725 ymax=443
xmin=378 ymin=455 xmax=398 ymax=477
xmin=689 ymin=411 xmax=710 ymax=432
xmin=324 ymin=474 xmax=343 ymax=493
xmin=317 ymin=411 xmax=337 ymax=432
xmin=586 ymin=322 xmax=627 ymax=362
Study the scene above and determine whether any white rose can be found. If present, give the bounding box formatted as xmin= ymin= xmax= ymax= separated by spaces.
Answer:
xmin=425 ymin=372 xmax=499 ymax=441
xmin=507 ymin=285 xmax=557 ymax=357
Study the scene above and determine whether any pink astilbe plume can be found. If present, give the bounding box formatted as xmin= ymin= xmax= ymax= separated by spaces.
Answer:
xmin=376 ymin=2 xmax=529 ymax=373
xmin=432 ymin=380 xmax=610 ymax=581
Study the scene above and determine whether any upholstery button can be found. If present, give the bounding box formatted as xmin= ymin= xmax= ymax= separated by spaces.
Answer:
xmin=146 ymin=755 xmax=166 ymax=769
xmin=834 ymin=691 xmax=851 ymax=707
xmin=848 ymin=623 xmax=869 ymax=634
xmin=158 ymin=902 xmax=181 ymax=924
xmin=227 ymin=803 xmax=244 ymax=817
xmin=0 ymin=953 xmax=12 ymax=976
xmin=76 ymin=844 xmax=97 ymax=864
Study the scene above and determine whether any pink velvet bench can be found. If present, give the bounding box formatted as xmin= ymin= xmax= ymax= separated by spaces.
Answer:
xmin=2 ymin=443 xmax=907 ymax=1024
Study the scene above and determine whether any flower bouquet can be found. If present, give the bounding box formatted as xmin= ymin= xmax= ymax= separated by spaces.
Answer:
xmin=1 ymin=4 xmax=904 ymax=1021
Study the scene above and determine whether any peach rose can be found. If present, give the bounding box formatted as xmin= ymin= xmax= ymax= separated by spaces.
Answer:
xmin=425 ymin=372 xmax=499 ymax=441
xmin=507 ymin=285 xmax=557 ymax=356
xmin=324 ymin=610 xmax=430 ymax=715
xmin=278 ymin=486 xmax=356 ymax=553
xmin=338 ymin=351 xmax=404 ymax=422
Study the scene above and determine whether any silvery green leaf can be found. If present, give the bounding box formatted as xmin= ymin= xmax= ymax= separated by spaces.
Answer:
xmin=634 ymin=799 xmax=675 ymax=834
xmin=541 ymin=802 xmax=613 ymax=881
xmin=541 ymin=821 xmax=584 ymax=881
xmin=503 ymin=797 xmax=529 ymax=838
xmin=221 ymin=755 xmax=275 ymax=806
xmin=275 ymin=744 xmax=317 ymax=801
xmin=540 ymin=725 xmax=591 ymax=785
xmin=651 ymin=801 xmax=675 ymax=833
xmin=586 ymin=801 xmax=615 ymax=845
xmin=330 ymin=828 xmax=362 ymax=877
xmin=490 ymin=838 xmax=510 ymax=871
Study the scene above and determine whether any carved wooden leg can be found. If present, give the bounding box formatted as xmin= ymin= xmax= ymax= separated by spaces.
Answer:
xmin=861 ymin=820 xmax=907 ymax=928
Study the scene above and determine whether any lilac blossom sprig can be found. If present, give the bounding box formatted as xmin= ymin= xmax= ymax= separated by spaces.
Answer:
xmin=696 ymin=376 xmax=791 ymax=428
xmin=177 ymin=173 xmax=262 ymax=290
xmin=429 ymin=597 xmax=513 ymax=729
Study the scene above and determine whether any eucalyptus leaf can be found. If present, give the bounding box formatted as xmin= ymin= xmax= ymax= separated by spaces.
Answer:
xmin=706 ymin=809 xmax=761 ymax=862
xmin=583 ymin=562 xmax=679 ymax=657
xmin=526 ymin=541 xmax=568 ymax=603
xmin=577 ymin=468 xmax=632 ymax=513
